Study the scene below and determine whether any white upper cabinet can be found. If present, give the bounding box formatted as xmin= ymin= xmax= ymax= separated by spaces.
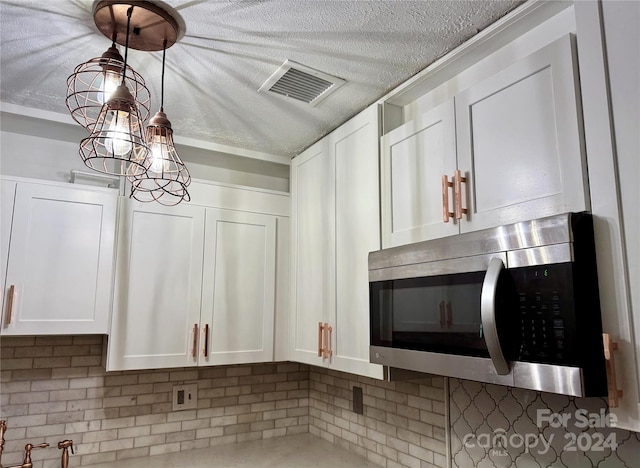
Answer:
xmin=456 ymin=35 xmax=588 ymax=233
xmin=289 ymin=138 xmax=334 ymax=366
xmin=1 ymin=179 xmax=117 ymax=335
xmin=107 ymin=182 xmax=287 ymax=371
xmin=201 ymin=208 xmax=276 ymax=365
xmin=382 ymin=100 xmax=458 ymax=247
xmin=290 ymin=104 xmax=383 ymax=379
xmin=108 ymin=199 xmax=205 ymax=370
xmin=382 ymin=35 xmax=588 ymax=247
xmin=333 ymin=105 xmax=384 ymax=379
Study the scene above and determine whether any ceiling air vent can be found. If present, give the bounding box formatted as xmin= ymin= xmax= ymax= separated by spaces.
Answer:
xmin=258 ymin=60 xmax=345 ymax=106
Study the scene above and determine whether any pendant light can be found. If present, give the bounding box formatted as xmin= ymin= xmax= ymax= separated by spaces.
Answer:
xmin=79 ymin=6 xmax=150 ymax=177
xmin=65 ymin=37 xmax=151 ymax=133
xmin=130 ymin=40 xmax=191 ymax=205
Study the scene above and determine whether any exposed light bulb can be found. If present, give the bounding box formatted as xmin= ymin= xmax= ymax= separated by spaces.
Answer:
xmin=99 ymin=70 xmax=121 ymax=104
xmin=103 ymin=110 xmax=132 ymax=156
xmin=148 ymin=134 xmax=172 ymax=173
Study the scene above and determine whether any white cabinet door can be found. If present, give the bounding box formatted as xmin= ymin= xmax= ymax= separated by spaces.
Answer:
xmin=382 ymin=100 xmax=458 ymax=247
xmin=1 ymin=181 xmax=16 ymax=314
xmin=333 ymin=105 xmax=384 ymax=379
xmin=107 ymin=199 xmax=205 ymax=370
xmin=201 ymin=208 xmax=276 ymax=365
xmin=1 ymin=182 xmax=117 ymax=335
xmin=456 ymin=35 xmax=588 ymax=232
xmin=290 ymin=139 xmax=335 ymax=366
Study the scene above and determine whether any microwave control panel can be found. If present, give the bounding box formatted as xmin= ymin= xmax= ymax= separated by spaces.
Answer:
xmin=509 ymin=263 xmax=577 ymax=365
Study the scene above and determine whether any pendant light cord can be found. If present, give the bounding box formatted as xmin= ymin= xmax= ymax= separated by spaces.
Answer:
xmin=121 ymin=6 xmax=134 ymax=85
xmin=160 ymin=39 xmax=167 ymax=112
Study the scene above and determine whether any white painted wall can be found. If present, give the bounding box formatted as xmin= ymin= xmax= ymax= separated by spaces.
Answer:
xmin=0 ymin=110 xmax=290 ymax=192
xmin=602 ymin=0 xmax=639 ymax=325
xmin=603 ymin=0 xmax=640 ymax=420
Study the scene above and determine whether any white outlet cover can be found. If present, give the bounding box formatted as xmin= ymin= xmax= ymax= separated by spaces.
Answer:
xmin=172 ymin=383 xmax=198 ymax=411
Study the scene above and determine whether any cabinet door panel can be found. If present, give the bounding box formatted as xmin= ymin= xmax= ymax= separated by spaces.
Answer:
xmin=108 ymin=200 xmax=204 ymax=370
xmin=456 ymin=35 xmax=588 ymax=232
xmin=202 ymin=209 xmax=276 ymax=365
xmin=382 ymin=100 xmax=458 ymax=247
xmin=2 ymin=183 xmax=116 ymax=335
xmin=1 ymin=181 xmax=16 ymax=315
xmin=333 ymin=105 xmax=384 ymax=378
xmin=290 ymin=140 xmax=334 ymax=366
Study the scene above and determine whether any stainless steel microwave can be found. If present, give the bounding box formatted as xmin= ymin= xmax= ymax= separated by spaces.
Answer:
xmin=369 ymin=213 xmax=607 ymax=397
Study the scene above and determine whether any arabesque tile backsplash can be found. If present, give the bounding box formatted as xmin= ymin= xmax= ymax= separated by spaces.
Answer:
xmin=449 ymin=378 xmax=640 ymax=467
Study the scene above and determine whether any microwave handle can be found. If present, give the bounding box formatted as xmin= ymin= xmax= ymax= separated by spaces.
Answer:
xmin=481 ymin=257 xmax=510 ymax=375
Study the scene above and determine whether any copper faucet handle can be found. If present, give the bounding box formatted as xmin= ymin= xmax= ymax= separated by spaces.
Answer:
xmin=23 ymin=443 xmax=50 ymax=465
xmin=28 ymin=443 xmax=50 ymax=449
xmin=58 ymin=439 xmax=74 ymax=454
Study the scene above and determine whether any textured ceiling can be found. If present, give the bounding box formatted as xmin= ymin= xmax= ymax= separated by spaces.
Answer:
xmin=0 ymin=0 xmax=521 ymax=158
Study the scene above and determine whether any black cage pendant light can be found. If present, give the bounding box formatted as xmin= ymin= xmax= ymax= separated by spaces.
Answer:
xmin=79 ymin=6 xmax=149 ymax=177
xmin=130 ymin=40 xmax=191 ymax=205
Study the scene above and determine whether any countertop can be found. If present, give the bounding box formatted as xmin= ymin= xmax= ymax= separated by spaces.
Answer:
xmin=86 ymin=434 xmax=376 ymax=467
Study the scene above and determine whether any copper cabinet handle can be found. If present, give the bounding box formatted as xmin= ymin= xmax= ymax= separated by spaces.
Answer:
xmin=202 ymin=324 xmax=209 ymax=357
xmin=446 ymin=302 xmax=453 ymax=328
xmin=318 ymin=322 xmax=324 ymax=357
xmin=321 ymin=322 xmax=333 ymax=359
xmin=192 ymin=324 xmax=198 ymax=358
xmin=322 ymin=323 xmax=329 ymax=358
xmin=439 ymin=301 xmax=445 ymax=328
xmin=442 ymin=175 xmax=454 ymax=223
xmin=454 ymin=170 xmax=468 ymax=220
xmin=603 ymin=333 xmax=623 ymax=407
xmin=5 ymin=285 xmax=15 ymax=326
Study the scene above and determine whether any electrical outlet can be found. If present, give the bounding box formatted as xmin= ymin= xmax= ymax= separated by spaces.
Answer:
xmin=172 ymin=383 xmax=198 ymax=411
xmin=352 ymin=386 xmax=363 ymax=414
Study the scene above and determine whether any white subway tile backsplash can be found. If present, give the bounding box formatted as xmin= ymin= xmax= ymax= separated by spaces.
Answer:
xmin=70 ymin=355 xmax=101 ymax=367
xmin=195 ymin=427 xmax=224 ymax=439
xmin=30 ymin=379 xmax=69 ymax=392
xmin=169 ymin=370 xmax=198 ymax=381
xmin=149 ymin=441 xmax=180 ymax=456
xmin=133 ymin=434 xmax=167 ymax=448
xmin=2 ymin=359 xmax=34 ymax=370
xmin=68 ymin=376 xmax=104 ymax=389
xmin=53 ymin=345 xmax=89 ymax=357
xmin=223 ymin=404 xmax=251 ymax=416
xmin=309 ymin=368 xmax=446 ymax=467
xmin=100 ymin=438 xmax=134 ymax=452
xmin=34 ymin=357 xmax=71 ymax=368
xmin=1 ymin=335 xmax=310 ymax=467
xmin=115 ymin=446 xmax=149 ymax=460
xmin=66 ymin=398 xmax=102 ymax=411
xmin=45 ymin=411 xmax=84 ymax=424
xmin=49 ymin=389 xmax=87 ymax=402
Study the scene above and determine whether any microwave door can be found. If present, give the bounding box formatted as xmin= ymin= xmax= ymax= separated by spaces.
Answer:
xmin=370 ymin=268 xmax=494 ymax=358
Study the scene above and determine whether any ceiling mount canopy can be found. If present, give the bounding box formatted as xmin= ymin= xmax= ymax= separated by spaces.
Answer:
xmin=92 ymin=0 xmax=186 ymax=51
